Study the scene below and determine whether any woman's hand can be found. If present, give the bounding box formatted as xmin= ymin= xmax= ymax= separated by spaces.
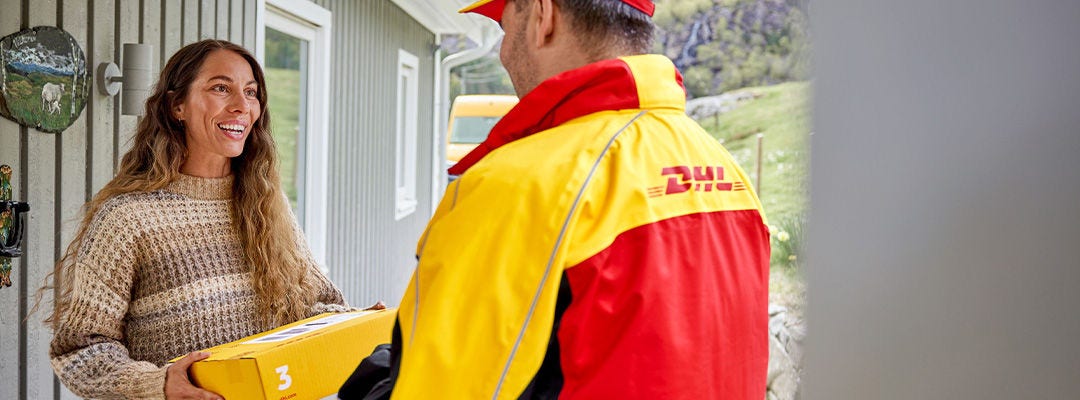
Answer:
xmin=165 ymin=351 xmax=224 ymax=400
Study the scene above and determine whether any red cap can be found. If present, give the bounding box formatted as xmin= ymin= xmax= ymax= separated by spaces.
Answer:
xmin=460 ymin=0 xmax=655 ymax=23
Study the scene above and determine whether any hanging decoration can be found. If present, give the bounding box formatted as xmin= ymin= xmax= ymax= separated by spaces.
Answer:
xmin=1 ymin=164 xmax=30 ymax=288
xmin=0 ymin=26 xmax=89 ymax=134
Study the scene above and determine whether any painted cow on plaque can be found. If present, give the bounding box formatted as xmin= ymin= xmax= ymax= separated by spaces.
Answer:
xmin=0 ymin=26 xmax=89 ymax=133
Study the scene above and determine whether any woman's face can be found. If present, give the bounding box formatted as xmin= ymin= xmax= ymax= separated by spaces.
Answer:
xmin=174 ymin=49 xmax=261 ymax=177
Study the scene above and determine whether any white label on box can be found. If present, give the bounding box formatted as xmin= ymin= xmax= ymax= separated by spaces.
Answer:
xmin=244 ymin=311 xmax=374 ymax=344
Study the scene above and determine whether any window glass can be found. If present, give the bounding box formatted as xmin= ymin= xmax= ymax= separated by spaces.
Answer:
xmin=451 ymin=116 xmax=501 ymax=144
xmin=265 ymin=27 xmax=309 ymax=221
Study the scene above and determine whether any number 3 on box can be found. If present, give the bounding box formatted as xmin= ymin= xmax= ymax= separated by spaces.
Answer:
xmin=275 ymin=365 xmax=293 ymax=390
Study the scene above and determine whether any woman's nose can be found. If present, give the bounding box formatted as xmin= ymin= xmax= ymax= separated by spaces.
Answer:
xmin=229 ymin=92 xmax=250 ymax=113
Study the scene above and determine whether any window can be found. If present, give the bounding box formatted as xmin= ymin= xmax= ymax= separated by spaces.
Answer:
xmin=451 ymin=116 xmax=501 ymax=144
xmin=264 ymin=26 xmax=308 ymax=219
xmin=259 ymin=0 xmax=332 ymax=268
xmin=395 ymin=50 xmax=419 ymax=220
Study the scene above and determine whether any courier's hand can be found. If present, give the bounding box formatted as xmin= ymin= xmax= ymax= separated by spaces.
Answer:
xmin=364 ymin=301 xmax=387 ymax=311
xmin=165 ymin=351 xmax=224 ymax=400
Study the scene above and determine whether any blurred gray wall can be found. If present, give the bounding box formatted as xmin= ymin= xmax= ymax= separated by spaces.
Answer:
xmin=807 ymin=1 xmax=1080 ymax=399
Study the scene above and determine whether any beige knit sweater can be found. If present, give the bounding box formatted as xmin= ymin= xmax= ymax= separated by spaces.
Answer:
xmin=50 ymin=174 xmax=348 ymax=399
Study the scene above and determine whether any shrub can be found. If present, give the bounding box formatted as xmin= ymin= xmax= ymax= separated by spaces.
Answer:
xmin=770 ymin=213 xmax=805 ymax=269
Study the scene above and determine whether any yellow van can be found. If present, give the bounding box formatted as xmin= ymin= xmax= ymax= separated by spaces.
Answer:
xmin=446 ymin=95 xmax=519 ymax=166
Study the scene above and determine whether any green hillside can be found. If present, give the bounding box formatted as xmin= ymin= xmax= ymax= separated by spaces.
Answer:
xmin=695 ymin=81 xmax=810 ymax=311
xmin=703 ymin=81 xmax=809 ymax=224
xmin=265 ymin=67 xmax=300 ymax=209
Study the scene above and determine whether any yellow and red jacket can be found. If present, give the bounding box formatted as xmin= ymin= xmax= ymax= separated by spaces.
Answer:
xmin=387 ymin=55 xmax=770 ymax=399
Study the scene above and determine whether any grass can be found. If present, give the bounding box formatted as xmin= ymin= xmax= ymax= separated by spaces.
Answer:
xmin=695 ymin=81 xmax=811 ymax=317
xmin=265 ymin=67 xmax=300 ymax=210
xmin=701 ymin=81 xmax=811 ymax=224
xmin=2 ymin=72 xmax=87 ymax=133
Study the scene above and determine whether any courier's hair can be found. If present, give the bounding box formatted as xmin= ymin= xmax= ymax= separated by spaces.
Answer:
xmin=510 ymin=0 xmax=655 ymax=57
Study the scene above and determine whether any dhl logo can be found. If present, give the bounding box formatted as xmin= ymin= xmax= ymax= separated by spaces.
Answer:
xmin=647 ymin=166 xmax=746 ymax=198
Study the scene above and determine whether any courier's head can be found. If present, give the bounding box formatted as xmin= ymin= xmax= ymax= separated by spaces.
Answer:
xmin=463 ymin=0 xmax=656 ymax=97
xmin=460 ymin=0 xmax=654 ymax=23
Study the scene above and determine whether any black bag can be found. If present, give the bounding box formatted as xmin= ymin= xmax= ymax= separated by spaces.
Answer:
xmin=338 ymin=343 xmax=393 ymax=400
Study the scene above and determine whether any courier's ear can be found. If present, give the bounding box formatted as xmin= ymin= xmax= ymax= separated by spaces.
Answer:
xmin=533 ymin=0 xmax=559 ymax=48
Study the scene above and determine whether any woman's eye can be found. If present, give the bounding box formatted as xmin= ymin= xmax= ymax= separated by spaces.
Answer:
xmin=244 ymin=89 xmax=258 ymax=97
xmin=212 ymin=85 xmax=228 ymax=92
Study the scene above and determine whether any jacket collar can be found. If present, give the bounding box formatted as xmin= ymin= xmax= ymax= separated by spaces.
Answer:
xmin=448 ymin=54 xmax=685 ymax=176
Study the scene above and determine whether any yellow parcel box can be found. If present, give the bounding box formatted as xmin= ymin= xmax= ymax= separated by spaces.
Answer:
xmin=176 ymin=308 xmax=396 ymax=400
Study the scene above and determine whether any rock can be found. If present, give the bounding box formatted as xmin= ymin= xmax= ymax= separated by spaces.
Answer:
xmin=769 ymin=313 xmax=786 ymax=335
xmin=766 ymin=303 xmax=805 ymax=400
xmin=769 ymin=304 xmax=788 ymax=316
xmin=685 ymin=91 xmax=757 ymax=120
xmin=767 ymin=331 xmax=792 ymax=384
xmin=770 ymin=366 xmax=799 ymax=400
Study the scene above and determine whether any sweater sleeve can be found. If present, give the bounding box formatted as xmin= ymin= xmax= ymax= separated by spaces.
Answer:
xmin=49 ymin=201 xmax=170 ymax=400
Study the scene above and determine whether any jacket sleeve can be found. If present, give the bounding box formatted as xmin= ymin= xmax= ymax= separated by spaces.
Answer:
xmin=49 ymin=204 xmax=169 ymax=400
xmin=387 ymin=174 xmax=572 ymax=399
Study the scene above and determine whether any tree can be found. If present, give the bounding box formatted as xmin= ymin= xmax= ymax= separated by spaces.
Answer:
xmin=655 ymin=0 xmax=812 ymax=95
xmin=684 ymin=65 xmax=716 ymax=97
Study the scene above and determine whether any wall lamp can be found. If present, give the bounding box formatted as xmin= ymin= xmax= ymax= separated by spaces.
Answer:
xmin=96 ymin=43 xmax=154 ymax=116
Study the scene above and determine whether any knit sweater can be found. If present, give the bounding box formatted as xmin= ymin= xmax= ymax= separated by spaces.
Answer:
xmin=50 ymin=174 xmax=348 ymax=399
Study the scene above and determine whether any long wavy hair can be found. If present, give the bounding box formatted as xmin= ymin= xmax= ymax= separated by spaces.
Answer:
xmin=43 ymin=39 xmax=317 ymax=328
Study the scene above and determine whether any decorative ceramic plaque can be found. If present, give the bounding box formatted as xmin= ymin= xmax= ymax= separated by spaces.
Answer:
xmin=0 ymin=26 xmax=89 ymax=133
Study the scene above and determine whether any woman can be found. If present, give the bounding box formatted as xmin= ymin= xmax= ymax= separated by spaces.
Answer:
xmin=47 ymin=40 xmax=347 ymax=399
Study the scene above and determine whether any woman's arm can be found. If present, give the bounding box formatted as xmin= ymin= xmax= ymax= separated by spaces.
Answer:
xmin=49 ymin=203 xmax=170 ymax=399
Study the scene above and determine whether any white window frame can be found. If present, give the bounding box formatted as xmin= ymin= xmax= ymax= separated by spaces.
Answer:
xmin=395 ymin=49 xmax=420 ymax=220
xmin=256 ymin=0 xmax=332 ymax=269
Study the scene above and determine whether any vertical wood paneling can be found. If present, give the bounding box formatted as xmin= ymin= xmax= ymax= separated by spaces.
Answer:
xmin=141 ymin=0 xmax=161 ymax=60
xmin=229 ymin=0 xmax=242 ymax=43
xmin=117 ymin=0 xmax=140 ymax=158
xmin=24 ymin=1 xmax=58 ymax=396
xmin=242 ymin=0 xmax=254 ymax=50
xmin=58 ymin=2 xmax=90 ymax=397
xmin=59 ymin=0 xmax=91 ymax=289
xmin=162 ymin=0 xmax=181 ymax=70
xmin=182 ymin=0 xmax=197 ymax=43
xmin=199 ymin=0 xmax=214 ymax=39
xmin=23 ymin=126 xmax=56 ymax=400
xmin=90 ymin=0 xmax=115 ymax=193
xmin=216 ymin=0 xmax=228 ymax=40
xmin=313 ymin=0 xmax=436 ymax=307
xmin=0 ymin=1 xmax=24 ymax=394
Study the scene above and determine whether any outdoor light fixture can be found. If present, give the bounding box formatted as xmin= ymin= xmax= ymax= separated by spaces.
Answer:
xmin=96 ymin=43 xmax=154 ymax=115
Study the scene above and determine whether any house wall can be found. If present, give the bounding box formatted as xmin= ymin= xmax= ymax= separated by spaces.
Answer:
xmin=312 ymin=0 xmax=436 ymax=308
xmin=0 ymin=1 xmax=257 ymax=398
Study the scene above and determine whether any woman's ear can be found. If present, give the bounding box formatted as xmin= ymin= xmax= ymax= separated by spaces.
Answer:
xmin=173 ymin=106 xmax=184 ymax=121
xmin=169 ymin=92 xmax=185 ymax=121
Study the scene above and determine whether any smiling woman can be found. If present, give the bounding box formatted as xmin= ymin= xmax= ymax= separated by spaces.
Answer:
xmin=40 ymin=39 xmax=350 ymax=400
xmin=172 ymin=49 xmax=262 ymax=178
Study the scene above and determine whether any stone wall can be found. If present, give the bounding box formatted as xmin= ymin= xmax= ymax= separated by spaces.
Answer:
xmin=767 ymin=304 xmax=805 ymax=400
